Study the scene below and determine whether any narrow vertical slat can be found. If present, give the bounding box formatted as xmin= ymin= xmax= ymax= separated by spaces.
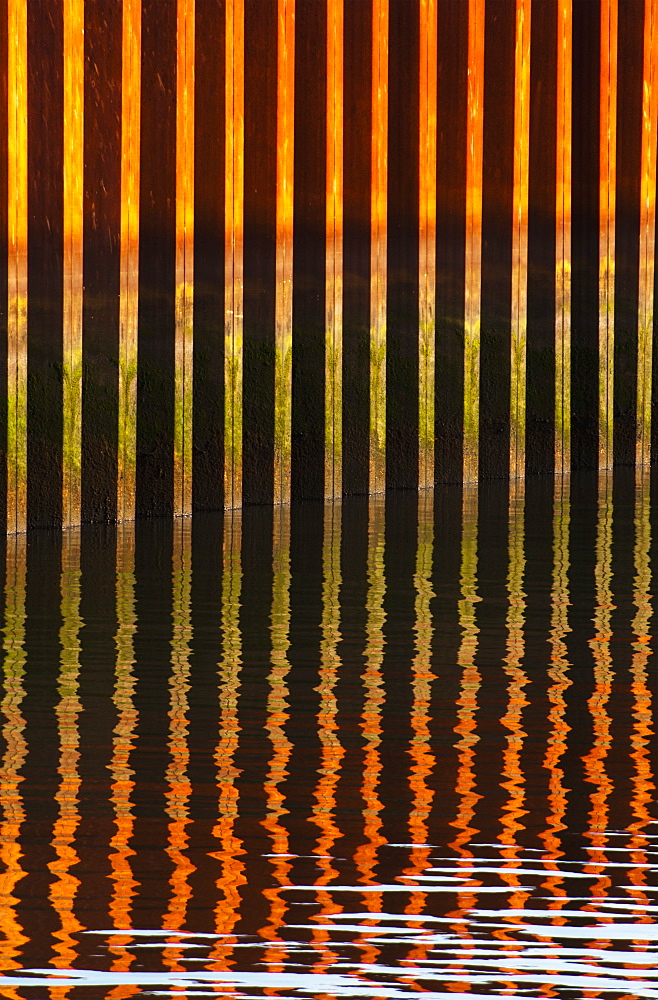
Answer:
xmin=62 ymin=0 xmax=84 ymax=528
xmin=274 ymin=0 xmax=295 ymax=507
xmin=555 ymin=0 xmax=572 ymax=476
xmin=117 ymin=0 xmax=141 ymax=524
xmin=369 ymin=0 xmax=388 ymax=496
xmin=599 ymin=0 xmax=617 ymax=470
xmin=174 ymin=0 xmax=195 ymax=517
xmin=463 ymin=0 xmax=484 ymax=484
xmin=325 ymin=0 xmax=343 ymax=500
xmin=6 ymin=0 xmax=27 ymax=534
xmin=418 ymin=0 xmax=437 ymax=490
xmin=224 ymin=0 xmax=244 ymax=510
xmin=637 ymin=0 xmax=658 ymax=469
xmin=510 ymin=0 xmax=531 ymax=481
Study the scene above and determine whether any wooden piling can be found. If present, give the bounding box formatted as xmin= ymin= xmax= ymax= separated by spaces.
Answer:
xmin=6 ymin=0 xmax=27 ymax=535
xmin=463 ymin=0 xmax=484 ymax=484
xmin=224 ymin=0 xmax=244 ymax=511
xmin=174 ymin=0 xmax=195 ymax=517
xmin=555 ymin=0 xmax=572 ymax=477
xmin=637 ymin=0 xmax=658 ymax=469
xmin=599 ymin=0 xmax=617 ymax=470
xmin=510 ymin=0 xmax=531 ymax=481
xmin=418 ymin=0 xmax=437 ymax=490
xmin=325 ymin=0 xmax=343 ymax=501
xmin=117 ymin=0 xmax=141 ymax=524
xmin=369 ymin=0 xmax=388 ymax=496
xmin=274 ymin=0 xmax=295 ymax=507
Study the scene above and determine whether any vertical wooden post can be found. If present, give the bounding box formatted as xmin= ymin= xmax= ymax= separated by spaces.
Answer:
xmin=6 ymin=0 xmax=27 ymax=535
xmin=555 ymin=0 xmax=572 ymax=476
xmin=224 ymin=0 xmax=244 ymax=510
xmin=418 ymin=0 xmax=437 ymax=490
xmin=637 ymin=0 xmax=658 ymax=469
xmin=117 ymin=0 xmax=141 ymax=524
xmin=510 ymin=0 xmax=531 ymax=481
xmin=274 ymin=0 xmax=295 ymax=506
xmin=62 ymin=0 xmax=84 ymax=528
xmin=325 ymin=0 xmax=343 ymax=501
xmin=174 ymin=0 xmax=195 ymax=517
xmin=599 ymin=0 xmax=617 ymax=470
xmin=463 ymin=0 xmax=485 ymax=485
xmin=369 ymin=0 xmax=388 ymax=496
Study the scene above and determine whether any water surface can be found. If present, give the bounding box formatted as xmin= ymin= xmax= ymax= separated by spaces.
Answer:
xmin=0 ymin=471 xmax=657 ymax=997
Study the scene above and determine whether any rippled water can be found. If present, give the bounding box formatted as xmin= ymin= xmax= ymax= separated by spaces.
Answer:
xmin=0 ymin=470 xmax=657 ymax=997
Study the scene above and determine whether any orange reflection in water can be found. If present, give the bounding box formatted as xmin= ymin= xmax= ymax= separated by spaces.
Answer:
xmin=107 ymin=524 xmax=139 ymax=975
xmin=260 ymin=507 xmax=293 ymax=977
xmin=0 ymin=536 xmax=28 ymax=986
xmin=162 ymin=519 xmax=195 ymax=973
xmin=48 ymin=531 xmax=83 ymax=995
xmin=354 ymin=495 xmax=386 ymax=969
xmin=310 ymin=501 xmax=344 ymax=974
xmin=209 ymin=509 xmax=246 ymax=971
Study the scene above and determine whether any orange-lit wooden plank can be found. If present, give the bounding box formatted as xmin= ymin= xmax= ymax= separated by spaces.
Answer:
xmin=369 ymin=0 xmax=388 ymax=495
xmin=599 ymin=0 xmax=617 ymax=470
xmin=418 ymin=0 xmax=437 ymax=490
xmin=510 ymin=0 xmax=531 ymax=481
xmin=174 ymin=0 xmax=195 ymax=517
xmin=62 ymin=0 xmax=84 ymax=529
xmin=637 ymin=0 xmax=658 ymax=468
xmin=117 ymin=0 xmax=142 ymax=523
xmin=274 ymin=0 xmax=295 ymax=506
xmin=555 ymin=0 xmax=572 ymax=476
xmin=325 ymin=0 xmax=343 ymax=500
xmin=224 ymin=0 xmax=244 ymax=510
xmin=6 ymin=0 xmax=27 ymax=535
xmin=463 ymin=0 xmax=485 ymax=484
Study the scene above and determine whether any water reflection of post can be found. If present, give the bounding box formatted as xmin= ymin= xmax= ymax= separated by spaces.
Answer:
xmin=310 ymin=500 xmax=344 ymax=973
xmin=107 ymin=523 xmax=139 ymax=977
xmin=541 ymin=474 xmax=572 ymax=926
xmin=0 ymin=535 xmax=28 ymax=978
xmin=117 ymin=0 xmax=141 ymax=524
xmin=174 ymin=0 xmax=195 ymax=517
xmin=224 ymin=0 xmax=244 ymax=510
xmin=418 ymin=0 xmax=436 ymax=490
xmin=48 ymin=530 xmax=83 ymax=978
xmin=402 ymin=488 xmax=435 ymax=971
xmin=62 ymin=0 xmax=84 ymax=529
xmin=260 ymin=506 xmax=293 ymax=970
xmin=582 ymin=471 xmax=614 ymax=961
xmin=625 ymin=469 xmax=655 ymax=928
xmin=354 ymin=495 xmax=386 ymax=966
xmin=495 ymin=480 xmax=530 ymax=977
xmin=162 ymin=519 xmax=195 ymax=971
xmin=448 ymin=484 xmax=480 ymax=965
xmin=6 ymin=0 xmax=28 ymax=535
xmin=209 ymin=508 xmax=246 ymax=970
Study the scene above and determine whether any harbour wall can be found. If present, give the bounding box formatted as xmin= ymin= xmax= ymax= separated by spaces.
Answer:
xmin=2 ymin=0 xmax=657 ymax=529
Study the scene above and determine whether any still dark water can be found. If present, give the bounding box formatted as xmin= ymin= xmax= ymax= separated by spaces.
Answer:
xmin=1 ymin=471 xmax=658 ymax=997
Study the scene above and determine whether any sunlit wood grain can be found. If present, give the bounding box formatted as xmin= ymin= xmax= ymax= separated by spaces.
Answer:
xmin=599 ymin=0 xmax=617 ymax=470
xmin=555 ymin=0 xmax=571 ymax=475
xmin=325 ymin=0 xmax=343 ymax=500
xmin=6 ymin=0 xmax=27 ymax=535
xmin=418 ymin=0 xmax=436 ymax=490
